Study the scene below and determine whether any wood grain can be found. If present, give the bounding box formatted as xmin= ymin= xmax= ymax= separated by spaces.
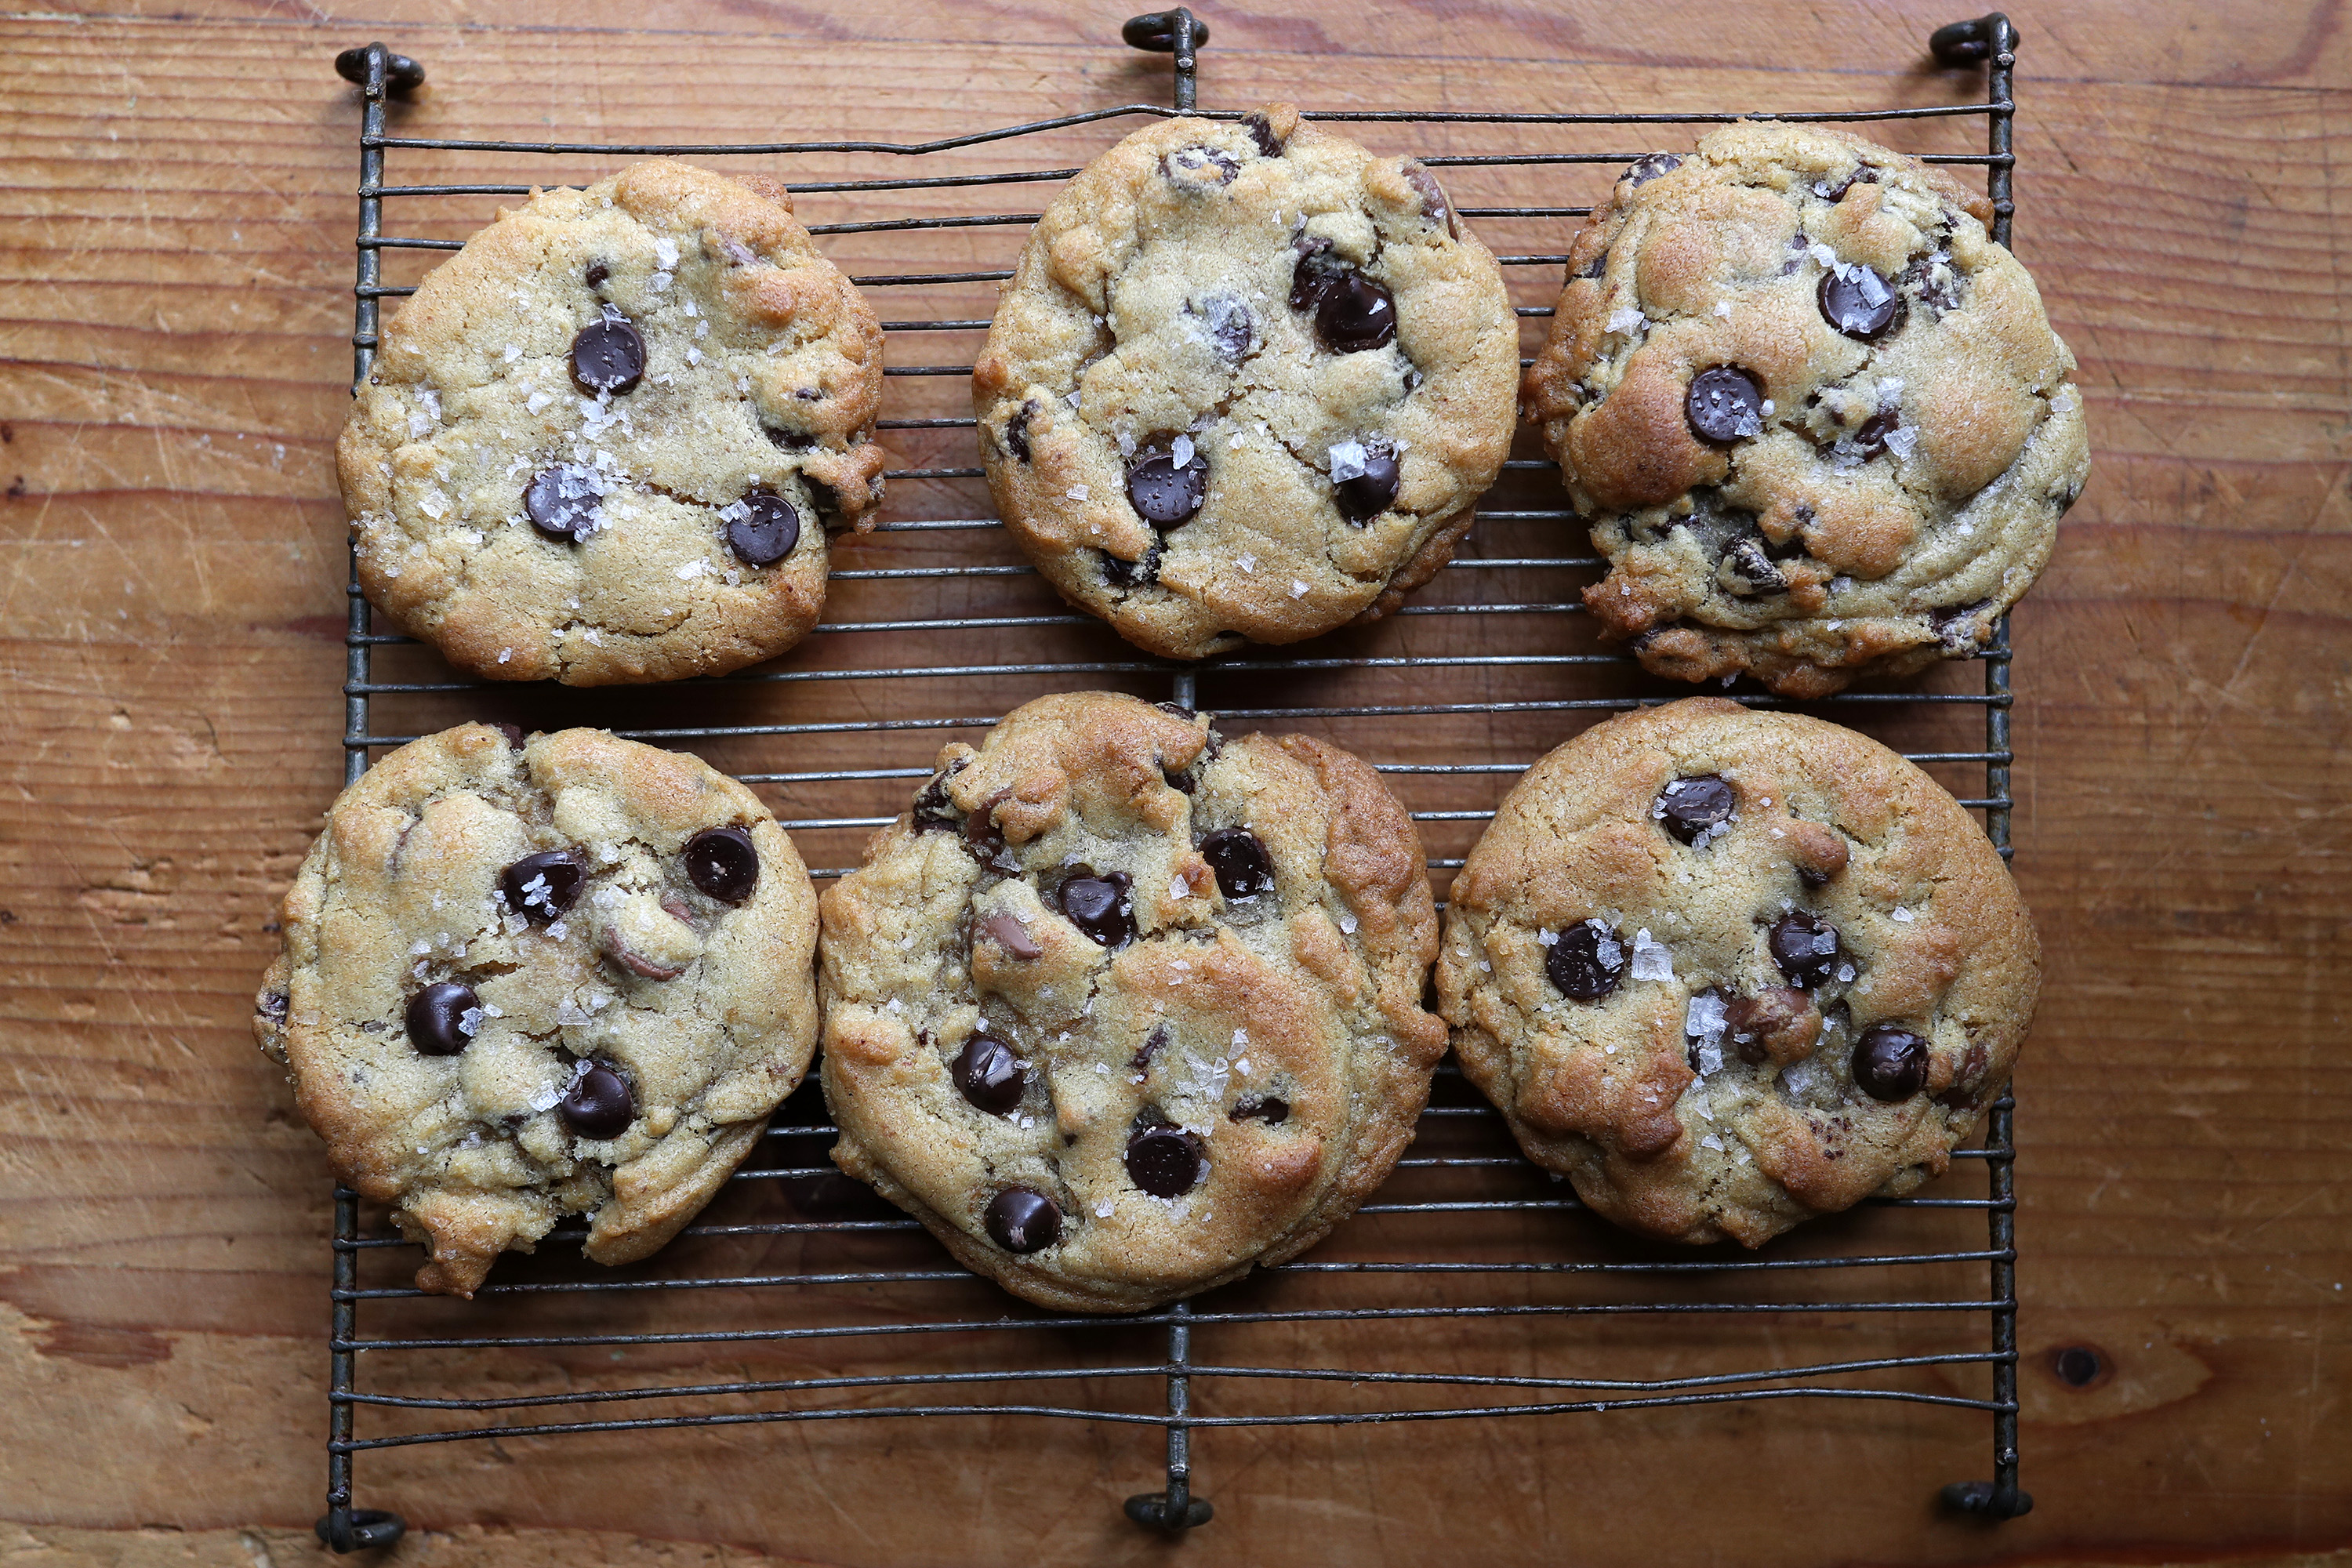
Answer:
xmin=2 ymin=2 xmax=2348 ymax=1563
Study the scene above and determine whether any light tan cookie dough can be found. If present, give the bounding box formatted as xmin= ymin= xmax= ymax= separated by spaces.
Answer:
xmin=1438 ymin=699 xmax=2039 ymax=1247
xmin=339 ymin=160 xmax=887 ymax=685
xmin=253 ymin=723 xmax=821 ymax=1295
xmin=818 ymin=691 xmax=1446 ymax=1312
xmin=1526 ymin=124 xmax=2089 ymax=696
xmin=973 ymin=105 xmax=1519 ymax=660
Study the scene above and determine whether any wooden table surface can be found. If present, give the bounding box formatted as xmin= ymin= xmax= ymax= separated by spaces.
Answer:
xmin=3 ymin=1 xmax=2347 ymax=1563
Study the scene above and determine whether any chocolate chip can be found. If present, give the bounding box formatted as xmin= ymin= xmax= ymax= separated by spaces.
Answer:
xmin=1686 ymin=367 xmax=1765 ymax=445
xmin=523 ymin=464 xmax=601 ymax=543
xmin=963 ymin=794 xmax=1018 ymax=875
xmin=1127 ymin=448 xmax=1208 ymax=526
xmin=1852 ymin=1023 xmax=1929 ymax=1101
xmin=726 ymin=491 xmax=800 ymax=566
xmin=683 ymin=826 xmax=758 ymax=902
xmin=1126 ymin=1122 xmax=1207 ymax=1197
xmin=949 ymin=1033 xmax=1025 ymax=1115
xmin=1243 ymin=112 xmax=1283 ymax=157
xmin=1332 ymin=447 xmax=1400 ymax=524
xmin=260 ymin=989 xmax=290 ymax=1022
xmin=1546 ymin=920 xmax=1625 ymax=1003
xmin=1819 ymin=265 xmax=1904 ymax=340
xmin=1899 ymin=250 xmax=1962 ymax=315
xmin=1231 ymin=1094 xmax=1289 ymax=1124
xmin=1769 ymin=910 xmax=1843 ymax=989
xmin=1403 ymin=163 xmax=1459 ymax=238
xmin=500 ymin=850 xmax=586 ymax=924
xmin=1164 ymin=145 xmax=1240 ymax=185
xmin=1003 ymin=399 xmax=1036 ymax=463
xmin=1722 ymin=534 xmax=1788 ymax=595
xmin=404 ymin=981 xmax=478 ymax=1056
xmin=569 ymin=314 xmax=645 ymax=395
xmin=1723 ymin=986 xmax=1813 ymax=1065
xmin=1189 ymin=294 xmax=1258 ymax=362
xmin=560 ymin=1062 xmax=634 ymax=1138
xmin=1932 ymin=599 xmax=1995 ymax=652
xmin=1852 ymin=409 xmax=1901 ymax=459
xmin=1056 ymin=869 xmax=1134 ymax=948
xmin=1822 ymin=167 xmax=1881 ymax=202
xmin=1621 ymin=152 xmax=1682 ymax=188
xmin=982 ymin=909 xmax=1041 ymax=960
xmin=488 ymin=721 xmax=526 ymax=750
xmin=1199 ymin=827 xmax=1273 ymax=900
xmin=911 ymin=768 xmax=962 ymax=833
xmin=1131 ymin=1025 xmax=1170 ymax=1076
xmin=764 ymin=425 xmax=814 ymax=452
xmin=1156 ymin=701 xmax=1197 ymax=722
xmin=1102 ymin=543 xmax=1162 ymax=588
xmin=1296 ymin=271 xmax=1396 ymax=354
xmin=983 ymin=1187 xmax=1060 ymax=1253
xmin=584 ymin=262 xmax=610 ymax=289
xmin=1656 ymin=775 xmax=1735 ymax=844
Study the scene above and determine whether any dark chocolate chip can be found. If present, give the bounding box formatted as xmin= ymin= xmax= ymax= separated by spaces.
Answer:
xmin=1656 ymin=775 xmax=1736 ymax=844
xmin=949 ymin=1033 xmax=1025 ymax=1115
xmin=1686 ymin=367 xmax=1765 ymax=445
xmin=1403 ymin=163 xmax=1459 ymax=238
xmin=1852 ymin=408 xmax=1901 ymax=459
xmin=1243 ymin=112 xmax=1283 ymax=157
xmin=259 ymin=989 xmax=290 ymax=1022
xmin=1199 ymin=827 xmax=1273 ymax=900
xmin=1723 ymin=534 xmax=1788 ymax=594
xmin=1163 ymin=145 xmax=1240 ymax=186
xmin=523 ymin=463 xmax=601 ymax=544
xmin=1304 ymin=273 xmax=1397 ymax=354
xmin=584 ymin=261 xmax=610 ymax=288
xmin=1056 ymin=869 xmax=1134 ymax=948
xmin=1332 ymin=446 xmax=1400 ymax=524
xmin=1723 ymin=986 xmax=1813 ymax=1065
xmin=1231 ymin=1094 xmax=1289 ymax=1124
xmin=1004 ymin=398 xmax=1037 ymax=463
xmin=1852 ymin=1023 xmax=1929 ymax=1102
xmin=1126 ymin=1122 xmax=1208 ymax=1197
xmin=911 ymin=768 xmax=962 ymax=833
xmin=1190 ymin=294 xmax=1258 ymax=363
xmin=764 ymin=425 xmax=814 ymax=452
xmin=1102 ymin=542 xmax=1162 ymax=589
xmin=1546 ymin=920 xmax=1626 ymax=1003
xmin=560 ymin=1062 xmax=634 ymax=1138
xmin=1621 ymin=152 xmax=1682 ymax=188
xmin=1156 ymin=701 xmax=1197 ymax=722
xmin=684 ymin=826 xmax=758 ymax=902
xmin=963 ymin=794 xmax=1018 ymax=875
xmin=569 ymin=314 xmax=645 ymax=395
xmin=1818 ymin=264 xmax=1904 ymax=340
xmin=1769 ymin=910 xmax=1843 ymax=989
xmin=500 ymin=850 xmax=586 ymax=924
xmin=1131 ymin=1025 xmax=1170 ymax=1076
xmin=1931 ymin=598 xmax=1994 ymax=651
xmin=983 ymin=1187 xmax=1061 ymax=1253
xmin=726 ymin=491 xmax=800 ymax=567
xmin=1899 ymin=251 xmax=1962 ymax=315
xmin=404 ymin=981 xmax=478 ymax=1056
xmin=1127 ymin=448 xmax=1209 ymax=527
xmin=488 ymin=721 xmax=527 ymax=750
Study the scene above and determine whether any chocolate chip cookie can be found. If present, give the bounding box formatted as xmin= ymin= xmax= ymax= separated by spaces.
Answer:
xmin=1438 ymin=698 xmax=2039 ymax=1247
xmin=1526 ymin=124 xmax=2089 ymax=696
xmin=818 ymin=691 xmax=1446 ymax=1311
xmin=253 ymin=723 xmax=821 ymax=1294
xmin=339 ymin=160 xmax=888 ymax=685
xmin=973 ymin=104 xmax=1519 ymax=660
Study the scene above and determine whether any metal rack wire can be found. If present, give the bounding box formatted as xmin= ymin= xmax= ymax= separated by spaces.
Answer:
xmin=318 ymin=11 xmax=2033 ymax=1549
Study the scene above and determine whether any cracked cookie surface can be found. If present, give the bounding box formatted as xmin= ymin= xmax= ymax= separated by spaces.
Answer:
xmin=253 ymin=723 xmax=821 ymax=1294
xmin=818 ymin=691 xmax=1446 ymax=1312
xmin=339 ymin=161 xmax=887 ymax=685
xmin=1438 ymin=699 xmax=2038 ymax=1247
xmin=1526 ymin=123 xmax=2089 ymax=696
xmin=973 ymin=105 xmax=1519 ymax=660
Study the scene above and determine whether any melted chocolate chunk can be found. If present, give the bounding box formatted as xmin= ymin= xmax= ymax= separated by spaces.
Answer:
xmin=1656 ymin=775 xmax=1736 ymax=844
xmin=1546 ymin=920 xmax=1626 ymax=1003
xmin=1686 ymin=367 xmax=1765 ymax=445
xmin=1819 ymin=264 xmax=1904 ymax=341
xmin=683 ymin=826 xmax=758 ymax=902
xmin=911 ymin=768 xmax=962 ymax=833
xmin=523 ymin=463 xmax=601 ymax=544
xmin=982 ymin=909 xmax=1041 ymax=960
xmin=1852 ymin=409 xmax=1901 ymax=459
xmin=1231 ymin=1094 xmax=1289 ymax=1124
xmin=1190 ymin=293 xmax=1258 ymax=362
xmin=1852 ymin=1023 xmax=1929 ymax=1102
xmin=569 ymin=314 xmax=645 ymax=395
xmin=1199 ymin=827 xmax=1274 ymax=900
xmin=1127 ymin=448 xmax=1209 ymax=526
xmin=1621 ymin=152 xmax=1682 ymax=188
xmin=1243 ymin=112 xmax=1283 ymax=157
xmin=488 ymin=721 xmax=527 ymax=750
xmin=1102 ymin=543 xmax=1162 ymax=589
xmin=405 ymin=981 xmax=478 ymax=1056
xmin=1056 ymin=869 xmax=1134 ymax=948
xmin=1332 ymin=446 xmax=1400 ymax=524
xmin=764 ymin=425 xmax=814 ymax=452
xmin=1722 ymin=534 xmax=1788 ymax=595
xmin=1769 ymin=910 xmax=1844 ymax=989
xmin=1899 ymin=251 xmax=1962 ymax=316
xmin=1004 ymin=398 xmax=1037 ymax=462
xmin=1126 ymin=1122 xmax=1207 ymax=1197
xmin=1163 ymin=145 xmax=1240 ymax=185
xmin=1723 ymin=986 xmax=1813 ymax=1065
xmin=1403 ymin=164 xmax=1459 ymax=238
xmin=1931 ymin=598 xmax=1994 ymax=652
xmin=983 ymin=1187 xmax=1061 ymax=1253
xmin=499 ymin=850 xmax=585 ymax=924
xmin=726 ymin=491 xmax=801 ymax=567
xmin=560 ymin=1062 xmax=634 ymax=1139
xmin=962 ymin=797 xmax=1019 ymax=876
xmin=1131 ymin=1025 xmax=1171 ymax=1076
xmin=1296 ymin=271 xmax=1396 ymax=354
xmin=584 ymin=261 xmax=610 ymax=289
xmin=950 ymin=1033 xmax=1025 ymax=1115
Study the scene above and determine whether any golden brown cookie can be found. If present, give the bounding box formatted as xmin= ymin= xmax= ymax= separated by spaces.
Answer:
xmin=1438 ymin=699 xmax=2038 ymax=1247
xmin=818 ymin=691 xmax=1446 ymax=1311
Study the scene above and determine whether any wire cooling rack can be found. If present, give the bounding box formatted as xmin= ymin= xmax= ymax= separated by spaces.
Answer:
xmin=317 ymin=11 xmax=2033 ymax=1549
